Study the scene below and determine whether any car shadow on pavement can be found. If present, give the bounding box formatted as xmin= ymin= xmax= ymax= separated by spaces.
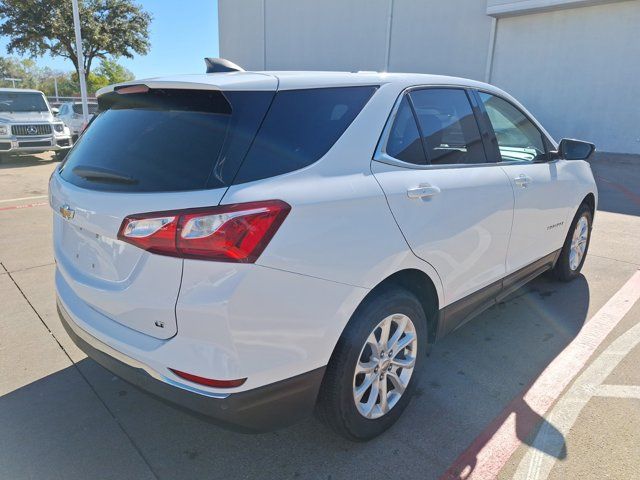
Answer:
xmin=0 ymin=275 xmax=588 ymax=480
xmin=589 ymin=154 xmax=640 ymax=217
xmin=0 ymin=154 xmax=57 ymax=169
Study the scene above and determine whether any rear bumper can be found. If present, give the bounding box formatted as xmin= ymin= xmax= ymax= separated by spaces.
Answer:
xmin=57 ymin=300 xmax=325 ymax=433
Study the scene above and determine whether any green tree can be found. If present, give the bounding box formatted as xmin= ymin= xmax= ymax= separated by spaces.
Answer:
xmin=0 ymin=0 xmax=151 ymax=79
xmin=94 ymin=57 xmax=134 ymax=84
xmin=1 ymin=55 xmax=134 ymax=96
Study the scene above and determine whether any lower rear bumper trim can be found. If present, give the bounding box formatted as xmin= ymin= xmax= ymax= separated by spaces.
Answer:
xmin=57 ymin=301 xmax=326 ymax=433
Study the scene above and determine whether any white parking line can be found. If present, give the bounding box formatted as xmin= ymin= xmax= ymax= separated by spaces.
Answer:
xmin=441 ymin=269 xmax=640 ymax=480
xmin=594 ymin=384 xmax=640 ymax=400
xmin=0 ymin=195 xmax=47 ymax=203
xmin=514 ymin=285 xmax=640 ymax=480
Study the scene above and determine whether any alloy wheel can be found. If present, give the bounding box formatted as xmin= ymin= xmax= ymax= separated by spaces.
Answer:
xmin=352 ymin=313 xmax=418 ymax=419
xmin=569 ymin=215 xmax=589 ymax=271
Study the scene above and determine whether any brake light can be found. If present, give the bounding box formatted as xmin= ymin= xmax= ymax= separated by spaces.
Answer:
xmin=117 ymin=200 xmax=290 ymax=263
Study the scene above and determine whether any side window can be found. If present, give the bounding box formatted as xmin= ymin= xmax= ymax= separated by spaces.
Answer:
xmin=386 ymin=96 xmax=426 ymax=165
xmin=234 ymin=86 xmax=377 ymax=184
xmin=478 ymin=92 xmax=546 ymax=163
xmin=409 ymin=88 xmax=486 ymax=165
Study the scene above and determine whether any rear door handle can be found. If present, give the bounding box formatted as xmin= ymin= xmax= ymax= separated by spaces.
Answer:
xmin=407 ymin=185 xmax=441 ymax=199
xmin=514 ymin=174 xmax=532 ymax=188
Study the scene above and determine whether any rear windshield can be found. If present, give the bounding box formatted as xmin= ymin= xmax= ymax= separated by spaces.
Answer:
xmin=0 ymin=92 xmax=48 ymax=112
xmin=73 ymin=103 xmax=98 ymax=114
xmin=59 ymin=89 xmax=274 ymax=192
xmin=59 ymin=85 xmax=376 ymax=192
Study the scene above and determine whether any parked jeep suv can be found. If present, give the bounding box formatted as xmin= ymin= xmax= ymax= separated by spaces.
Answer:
xmin=51 ymin=67 xmax=597 ymax=440
xmin=0 ymin=88 xmax=72 ymax=162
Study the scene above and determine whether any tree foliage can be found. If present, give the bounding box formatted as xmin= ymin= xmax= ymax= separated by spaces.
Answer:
xmin=0 ymin=55 xmax=134 ymax=96
xmin=0 ymin=0 xmax=151 ymax=78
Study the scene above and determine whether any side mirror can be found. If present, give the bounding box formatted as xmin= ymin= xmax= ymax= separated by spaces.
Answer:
xmin=558 ymin=138 xmax=595 ymax=160
xmin=51 ymin=107 xmax=59 ymax=115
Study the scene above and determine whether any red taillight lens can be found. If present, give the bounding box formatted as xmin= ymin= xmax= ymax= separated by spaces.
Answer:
xmin=169 ymin=368 xmax=247 ymax=388
xmin=117 ymin=200 xmax=290 ymax=263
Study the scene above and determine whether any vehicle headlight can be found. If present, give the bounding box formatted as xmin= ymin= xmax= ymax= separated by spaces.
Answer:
xmin=0 ymin=125 xmax=8 ymax=136
xmin=53 ymin=123 xmax=65 ymax=133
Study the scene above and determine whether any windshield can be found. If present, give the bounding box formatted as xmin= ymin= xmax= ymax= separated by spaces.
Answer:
xmin=0 ymin=92 xmax=49 ymax=113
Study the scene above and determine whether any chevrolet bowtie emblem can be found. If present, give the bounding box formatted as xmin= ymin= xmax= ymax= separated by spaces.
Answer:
xmin=59 ymin=204 xmax=75 ymax=220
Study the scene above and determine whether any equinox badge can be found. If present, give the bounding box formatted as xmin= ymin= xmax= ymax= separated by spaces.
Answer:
xmin=59 ymin=204 xmax=75 ymax=220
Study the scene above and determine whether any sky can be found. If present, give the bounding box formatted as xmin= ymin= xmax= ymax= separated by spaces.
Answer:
xmin=0 ymin=0 xmax=220 ymax=79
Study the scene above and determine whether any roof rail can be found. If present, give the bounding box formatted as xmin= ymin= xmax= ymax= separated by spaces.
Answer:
xmin=204 ymin=58 xmax=245 ymax=74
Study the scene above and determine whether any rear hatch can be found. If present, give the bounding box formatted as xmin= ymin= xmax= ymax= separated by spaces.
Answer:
xmin=51 ymin=77 xmax=276 ymax=339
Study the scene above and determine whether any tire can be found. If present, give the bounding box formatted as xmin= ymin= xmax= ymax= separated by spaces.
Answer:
xmin=552 ymin=202 xmax=593 ymax=282
xmin=316 ymin=287 xmax=427 ymax=441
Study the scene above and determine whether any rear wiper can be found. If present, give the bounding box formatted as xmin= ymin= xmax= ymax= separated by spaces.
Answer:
xmin=72 ymin=165 xmax=138 ymax=184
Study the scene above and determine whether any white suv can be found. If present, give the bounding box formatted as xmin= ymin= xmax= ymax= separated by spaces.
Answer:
xmin=50 ymin=67 xmax=597 ymax=440
xmin=0 ymin=88 xmax=72 ymax=162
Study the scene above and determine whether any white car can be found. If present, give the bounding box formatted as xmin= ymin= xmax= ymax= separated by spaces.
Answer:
xmin=56 ymin=101 xmax=98 ymax=139
xmin=50 ymin=64 xmax=597 ymax=440
xmin=0 ymin=88 xmax=72 ymax=162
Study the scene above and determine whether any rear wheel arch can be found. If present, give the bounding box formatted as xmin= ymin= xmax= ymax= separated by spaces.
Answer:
xmin=583 ymin=192 xmax=596 ymax=218
xmin=348 ymin=269 xmax=440 ymax=346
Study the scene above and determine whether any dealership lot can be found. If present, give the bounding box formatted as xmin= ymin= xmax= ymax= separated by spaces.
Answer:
xmin=1 ymin=154 xmax=638 ymax=479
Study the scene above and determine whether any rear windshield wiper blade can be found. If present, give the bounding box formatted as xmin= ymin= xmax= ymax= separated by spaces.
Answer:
xmin=72 ymin=165 xmax=138 ymax=184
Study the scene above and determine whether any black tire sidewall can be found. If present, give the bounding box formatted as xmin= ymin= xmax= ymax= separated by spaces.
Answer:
xmin=555 ymin=204 xmax=592 ymax=281
xmin=326 ymin=288 xmax=427 ymax=440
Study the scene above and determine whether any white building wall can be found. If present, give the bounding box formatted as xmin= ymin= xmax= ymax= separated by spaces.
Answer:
xmin=490 ymin=0 xmax=640 ymax=153
xmin=218 ymin=0 xmax=640 ymax=153
xmin=388 ymin=0 xmax=494 ymax=80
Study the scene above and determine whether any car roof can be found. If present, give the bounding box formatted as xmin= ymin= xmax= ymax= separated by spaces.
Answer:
xmin=0 ymin=87 xmax=46 ymax=94
xmin=96 ymin=71 xmax=504 ymax=96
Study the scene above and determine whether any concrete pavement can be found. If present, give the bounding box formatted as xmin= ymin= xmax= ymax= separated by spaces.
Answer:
xmin=0 ymin=153 xmax=638 ymax=479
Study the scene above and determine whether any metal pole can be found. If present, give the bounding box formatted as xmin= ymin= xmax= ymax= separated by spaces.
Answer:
xmin=71 ymin=0 xmax=89 ymax=123
xmin=54 ymin=76 xmax=59 ymax=102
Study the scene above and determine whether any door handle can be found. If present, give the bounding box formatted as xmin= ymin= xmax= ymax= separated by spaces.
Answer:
xmin=407 ymin=185 xmax=441 ymax=199
xmin=514 ymin=174 xmax=532 ymax=188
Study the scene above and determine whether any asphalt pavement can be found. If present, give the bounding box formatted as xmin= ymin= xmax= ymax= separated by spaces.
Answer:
xmin=0 ymin=153 xmax=638 ymax=480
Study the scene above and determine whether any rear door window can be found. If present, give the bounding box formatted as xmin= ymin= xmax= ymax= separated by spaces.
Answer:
xmin=59 ymin=88 xmax=274 ymax=192
xmin=233 ymin=86 xmax=377 ymax=184
xmin=385 ymin=96 xmax=427 ymax=165
xmin=409 ymin=88 xmax=486 ymax=165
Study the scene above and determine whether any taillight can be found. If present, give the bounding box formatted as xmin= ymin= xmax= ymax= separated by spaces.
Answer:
xmin=169 ymin=368 xmax=246 ymax=388
xmin=117 ymin=200 xmax=290 ymax=263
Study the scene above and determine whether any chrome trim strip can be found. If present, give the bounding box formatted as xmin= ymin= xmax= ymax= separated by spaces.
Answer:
xmin=57 ymin=301 xmax=230 ymax=399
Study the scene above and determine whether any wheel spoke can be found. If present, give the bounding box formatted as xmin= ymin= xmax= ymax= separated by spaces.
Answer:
xmin=388 ymin=371 xmax=406 ymax=395
xmin=395 ymin=332 xmax=416 ymax=352
xmin=379 ymin=377 xmax=389 ymax=414
xmin=378 ymin=317 xmax=391 ymax=346
xmin=387 ymin=315 xmax=408 ymax=351
xmin=362 ymin=380 xmax=380 ymax=417
xmin=355 ymin=359 xmax=376 ymax=375
xmin=355 ymin=373 xmax=375 ymax=401
xmin=366 ymin=334 xmax=381 ymax=359
xmin=391 ymin=355 xmax=416 ymax=369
